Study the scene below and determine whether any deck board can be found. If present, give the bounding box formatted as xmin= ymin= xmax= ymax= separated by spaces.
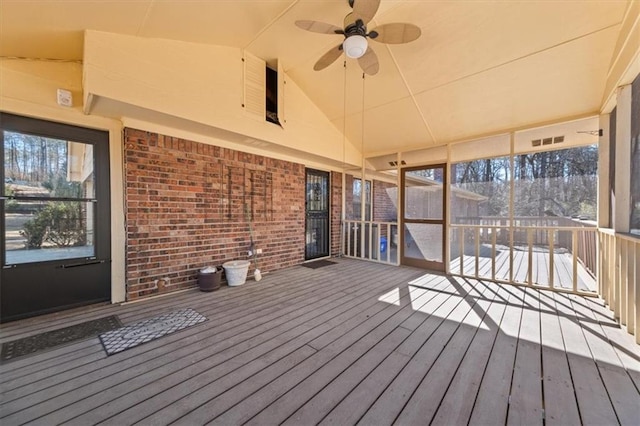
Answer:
xmin=430 ymin=282 xmax=511 ymax=425
xmin=553 ymin=291 xmax=620 ymax=425
xmin=1 ymin=258 xmax=638 ymax=426
xmin=538 ymin=289 xmax=582 ymax=425
xmin=507 ymin=287 xmax=544 ymax=425
xmin=394 ymin=279 xmax=498 ymax=424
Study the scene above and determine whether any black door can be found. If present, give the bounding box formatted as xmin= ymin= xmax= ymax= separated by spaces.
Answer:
xmin=1 ymin=113 xmax=111 ymax=322
xmin=305 ymin=169 xmax=330 ymax=260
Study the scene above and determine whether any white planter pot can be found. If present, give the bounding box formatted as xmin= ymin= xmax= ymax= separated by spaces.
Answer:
xmin=223 ymin=260 xmax=250 ymax=286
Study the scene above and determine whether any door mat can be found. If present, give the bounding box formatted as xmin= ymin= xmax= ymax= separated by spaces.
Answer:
xmin=99 ymin=308 xmax=207 ymax=356
xmin=301 ymin=259 xmax=337 ymax=269
xmin=1 ymin=315 xmax=122 ymax=363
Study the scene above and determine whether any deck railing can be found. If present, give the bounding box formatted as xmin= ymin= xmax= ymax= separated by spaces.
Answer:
xmin=342 ymin=220 xmax=399 ymax=265
xmin=598 ymin=230 xmax=640 ymax=344
xmin=454 ymin=216 xmax=597 ymax=275
xmin=450 ymin=224 xmax=598 ymax=295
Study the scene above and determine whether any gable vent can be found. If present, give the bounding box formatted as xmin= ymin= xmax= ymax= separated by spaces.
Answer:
xmin=542 ymin=137 xmax=553 ymax=145
xmin=553 ymin=136 xmax=565 ymax=143
xmin=532 ymin=139 xmax=542 ymax=147
xmin=389 ymin=160 xmax=407 ymax=167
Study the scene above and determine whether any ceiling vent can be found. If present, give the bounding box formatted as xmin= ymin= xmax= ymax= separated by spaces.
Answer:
xmin=532 ymin=135 xmax=565 ymax=147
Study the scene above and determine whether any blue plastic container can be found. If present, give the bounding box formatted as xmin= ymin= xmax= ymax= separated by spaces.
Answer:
xmin=380 ymin=237 xmax=387 ymax=253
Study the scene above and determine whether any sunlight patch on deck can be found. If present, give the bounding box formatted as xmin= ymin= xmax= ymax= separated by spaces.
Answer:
xmin=378 ymin=288 xmax=401 ymax=305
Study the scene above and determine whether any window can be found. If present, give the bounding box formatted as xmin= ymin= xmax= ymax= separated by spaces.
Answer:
xmin=514 ymin=146 xmax=598 ymax=220
xmin=450 ymin=157 xmax=510 ymax=224
xmin=352 ymin=178 xmax=371 ymax=221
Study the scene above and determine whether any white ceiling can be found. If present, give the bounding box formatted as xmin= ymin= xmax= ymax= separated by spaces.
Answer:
xmin=0 ymin=0 xmax=632 ymax=156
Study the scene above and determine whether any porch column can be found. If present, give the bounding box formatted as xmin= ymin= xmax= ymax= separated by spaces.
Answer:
xmin=614 ymin=84 xmax=632 ymax=233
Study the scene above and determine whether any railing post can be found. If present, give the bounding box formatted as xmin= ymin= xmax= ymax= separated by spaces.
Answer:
xmin=491 ymin=229 xmax=497 ymax=281
xmin=625 ymin=240 xmax=634 ymax=334
xmin=475 ymin=227 xmax=480 ymax=278
xmin=460 ymin=228 xmax=464 ymax=276
xmin=572 ymin=230 xmax=578 ymax=293
xmin=615 ymin=237 xmax=621 ymax=320
xmin=528 ymin=228 xmax=533 ymax=286
xmin=620 ymin=239 xmax=628 ymax=326
xmin=549 ymin=229 xmax=555 ymax=289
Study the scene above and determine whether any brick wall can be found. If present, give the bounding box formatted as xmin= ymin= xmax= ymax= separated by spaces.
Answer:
xmin=124 ymin=128 xmax=305 ymax=300
xmin=373 ymin=180 xmax=398 ymax=222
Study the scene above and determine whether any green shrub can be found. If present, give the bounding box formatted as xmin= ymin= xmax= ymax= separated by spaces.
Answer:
xmin=20 ymin=202 xmax=86 ymax=249
xmin=44 ymin=202 xmax=86 ymax=247
xmin=20 ymin=213 xmax=48 ymax=249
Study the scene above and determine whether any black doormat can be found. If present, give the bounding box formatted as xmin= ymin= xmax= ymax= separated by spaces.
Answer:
xmin=1 ymin=315 xmax=122 ymax=363
xmin=99 ymin=308 xmax=207 ymax=356
xmin=301 ymin=259 xmax=337 ymax=269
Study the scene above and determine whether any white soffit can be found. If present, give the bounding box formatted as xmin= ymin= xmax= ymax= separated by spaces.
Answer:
xmin=514 ymin=116 xmax=600 ymax=154
xmin=450 ymin=134 xmax=511 ymax=163
xmin=366 ymin=145 xmax=448 ymax=171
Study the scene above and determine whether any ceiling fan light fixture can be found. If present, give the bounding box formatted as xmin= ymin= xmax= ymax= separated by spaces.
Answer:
xmin=343 ymin=35 xmax=367 ymax=58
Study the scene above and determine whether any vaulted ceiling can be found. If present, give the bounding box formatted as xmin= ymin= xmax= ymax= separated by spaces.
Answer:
xmin=0 ymin=0 xmax=633 ymax=156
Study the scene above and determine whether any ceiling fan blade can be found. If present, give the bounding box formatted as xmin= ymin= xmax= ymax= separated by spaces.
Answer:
xmin=314 ymin=44 xmax=344 ymax=71
xmin=369 ymin=23 xmax=421 ymax=44
xmin=295 ymin=20 xmax=343 ymax=35
xmin=352 ymin=0 xmax=381 ymax=25
xmin=358 ymin=47 xmax=379 ymax=75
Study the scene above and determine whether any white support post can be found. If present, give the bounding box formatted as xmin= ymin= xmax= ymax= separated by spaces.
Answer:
xmin=598 ymin=114 xmax=610 ymax=229
xmin=509 ymin=132 xmax=515 ymax=283
xmin=614 ymin=84 xmax=632 ymax=233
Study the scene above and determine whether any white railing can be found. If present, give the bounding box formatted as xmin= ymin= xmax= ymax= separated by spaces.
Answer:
xmin=598 ymin=229 xmax=640 ymax=344
xmin=342 ymin=220 xmax=399 ymax=265
xmin=449 ymin=224 xmax=598 ymax=296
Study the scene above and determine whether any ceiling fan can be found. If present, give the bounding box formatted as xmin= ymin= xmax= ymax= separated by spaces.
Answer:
xmin=295 ymin=0 xmax=421 ymax=76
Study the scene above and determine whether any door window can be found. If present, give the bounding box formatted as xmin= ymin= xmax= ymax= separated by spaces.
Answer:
xmin=4 ymin=134 xmax=96 ymax=265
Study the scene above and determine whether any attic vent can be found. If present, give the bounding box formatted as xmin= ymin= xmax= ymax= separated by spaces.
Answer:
xmin=389 ymin=160 xmax=407 ymax=167
xmin=532 ymin=139 xmax=542 ymax=147
xmin=553 ymin=136 xmax=565 ymax=143
xmin=542 ymin=137 xmax=553 ymax=145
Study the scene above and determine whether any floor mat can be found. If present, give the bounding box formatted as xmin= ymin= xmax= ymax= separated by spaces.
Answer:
xmin=99 ymin=308 xmax=207 ymax=356
xmin=301 ymin=259 xmax=337 ymax=269
xmin=1 ymin=315 xmax=122 ymax=363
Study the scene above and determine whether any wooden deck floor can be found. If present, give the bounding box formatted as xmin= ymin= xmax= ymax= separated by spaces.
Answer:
xmin=450 ymin=246 xmax=597 ymax=293
xmin=1 ymin=259 xmax=638 ymax=425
